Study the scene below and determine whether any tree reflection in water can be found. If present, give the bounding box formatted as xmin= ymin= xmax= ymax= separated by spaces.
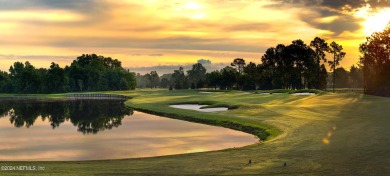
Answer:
xmin=0 ymin=98 xmax=133 ymax=134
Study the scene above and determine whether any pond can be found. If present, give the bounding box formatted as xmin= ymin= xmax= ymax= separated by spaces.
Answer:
xmin=0 ymin=98 xmax=257 ymax=161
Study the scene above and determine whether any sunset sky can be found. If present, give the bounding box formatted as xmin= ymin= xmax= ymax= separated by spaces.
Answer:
xmin=1 ymin=0 xmax=390 ymax=74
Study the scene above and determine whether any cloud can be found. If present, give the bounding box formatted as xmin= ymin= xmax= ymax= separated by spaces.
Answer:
xmin=273 ymin=0 xmax=390 ymax=10
xmin=44 ymin=36 xmax=267 ymax=53
xmin=0 ymin=0 xmax=374 ymax=72
xmin=0 ymin=54 xmax=76 ymax=61
xmin=127 ymin=62 xmax=227 ymax=75
xmin=0 ymin=0 xmax=116 ymax=28
xmin=268 ymin=0 xmax=369 ymax=37
xmin=197 ymin=59 xmax=212 ymax=65
xmin=268 ymin=0 xmax=321 ymax=7
xmin=322 ymin=0 xmax=390 ymax=10
xmin=269 ymin=0 xmax=390 ymax=38
xmin=148 ymin=54 xmax=164 ymax=57
xmin=222 ymin=22 xmax=283 ymax=32
xmin=0 ymin=0 xmax=100 ymax=11
xmin=298 ymin=9 xmax=361 ymax=37
xmin=128 ymin=53 xmax=164 ymax=57
xmin=0 ymin=0 xmax=311 ymax=55
xmin=0 ymin=10 xmax=87 ymax=23
xmin=0 ymin=54 xmax=77 ymax=71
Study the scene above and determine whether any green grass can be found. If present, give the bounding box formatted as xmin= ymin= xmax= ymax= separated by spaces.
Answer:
xmin=255 ymin=89 xmax=291 ymax=94
xmin=329 ymin=88 xmax=364 ymax=91
xmin=255 ymin=89 xmax=322 ymax=94
xmin=197 ymin=89 xmax=233 ymax=92
xmin=1 ymin=89 xmax=390 ymax=175
xmin=289 ymin=89 xmax=322 ymax=94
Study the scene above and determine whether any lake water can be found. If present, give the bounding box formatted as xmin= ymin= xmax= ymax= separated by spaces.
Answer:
xmin=0 ymin=98 xmax=257 ymax=161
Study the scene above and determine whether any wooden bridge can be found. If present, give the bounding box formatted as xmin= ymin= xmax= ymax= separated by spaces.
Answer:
xmin=66 ymin=94 xmax=130 ymax=100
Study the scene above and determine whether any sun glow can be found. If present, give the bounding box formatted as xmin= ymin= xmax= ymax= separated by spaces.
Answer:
xmin=176 ymin=1 xmax=206 ymax=19
xmin=182 ymin=1 xmax=204 ymax=10
xmin=356 ymin=7 xmax=390 ymax=36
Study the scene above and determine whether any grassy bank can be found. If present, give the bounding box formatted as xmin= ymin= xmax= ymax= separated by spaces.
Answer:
xmin=1 ymin=89 xmax=390 ymax=175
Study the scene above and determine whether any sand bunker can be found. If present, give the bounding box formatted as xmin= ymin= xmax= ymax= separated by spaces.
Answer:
xmin=199 ymin=92 xmax=217 ymax=94
xmin=169 ymin=104 xmax=228 ymax=112
xmin=291 ymin=92 xmax=316 ymax=95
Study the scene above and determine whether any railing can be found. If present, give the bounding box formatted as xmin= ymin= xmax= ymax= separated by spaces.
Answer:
xmin=66 ymin=94 xmax=129 ymax=100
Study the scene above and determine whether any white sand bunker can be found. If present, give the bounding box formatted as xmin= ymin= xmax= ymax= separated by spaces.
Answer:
xmin=291 ymin=92 xmax=316 ymax=96
xmin=170 ymin=104 xmax=228 ymax=112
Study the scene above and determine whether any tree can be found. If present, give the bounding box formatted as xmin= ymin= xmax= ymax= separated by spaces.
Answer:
xmin=310 ymin=37 xmax=329 ymax=64
xmin=328 ymin=41 xmax=346 ymax=93
xmin=310 ymin=37 xmax=330 ymax=89
xmin=242 ymin=62 xmax=259 ymax=90
xmin=66 ymin=54 xmax=135 ymax=91
xmin=160 ymin=74 xmax=172 ymax=89
xmin=206 ymin=70 xmax=221 ymax=90
xmin=143 ymin=73 xmax=152 ymax=88
xmin=119 ymin=69 xmax=136 ymax=90
xmin=9 ymin=61 xmax=42 ymax=93
xmin=171 ymin=67 xmax=187 ymax=89
xmin=334 ymin=67 xmax=349 ymax=88
xmin=119 ymin=78 xmax=129 ymax=90
xmin=287 ymin=40 xmax=311 ymax=89
xmin=360 ymin=22 xmax=390 ymax=96
xmin=261 ymin=47 xmax=278 ymax=89
xmin=349 ymin=65 xmax=363 ymax=88
xmin=1 ymin=54 xmax=136 ymax=94
xmin=231 ymin=58 xmax=246 ymax=73
xmin=135 ymin=73 xmax=147 ymax=88
xmin=279 ymin=39 xmax=317 ymax=90
xmin=160 ymin=78 xmax=170 ymax=88
xmin=220 ymin=66 xmax=238 ymax=90
xmin=148 ymin=71 xmax=160 ymax=88
xmin=187 ymin=63 xmax=207 ymax=89
xmin=45 ymin=62 xmax=67 ymax=93
xmin=251 ymin=38 xmax=344 ymax=91
xmin=318 ymin=64 xmax=328 ymax=90
xmin=0 ymin=70 xmax=11 ymax=93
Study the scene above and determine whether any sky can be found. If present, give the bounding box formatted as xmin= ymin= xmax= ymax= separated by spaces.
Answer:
xmin=0 ymin=0 xmax=390 ymax=74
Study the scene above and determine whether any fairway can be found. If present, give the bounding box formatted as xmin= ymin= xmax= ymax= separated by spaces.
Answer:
xmin=1 ymin=89 xmax=389 ymax=175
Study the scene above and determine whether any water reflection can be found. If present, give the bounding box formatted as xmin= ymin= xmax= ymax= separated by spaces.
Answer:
xmin=0 ymin=98 xmax=257 ymax=161
xmin=0 ymin=98 xmax=133 ymax=134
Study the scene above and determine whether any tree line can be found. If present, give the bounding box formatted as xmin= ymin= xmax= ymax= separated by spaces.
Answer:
xmin=136 ymin=63 xmax=364 ymax=91
xmin=330 ymin=66 xmax=363 ymax=89
xmin=136 ymin=37 xmax=357 ymax=91
xmin=0 ymin=54 xmax=136 ymax=93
